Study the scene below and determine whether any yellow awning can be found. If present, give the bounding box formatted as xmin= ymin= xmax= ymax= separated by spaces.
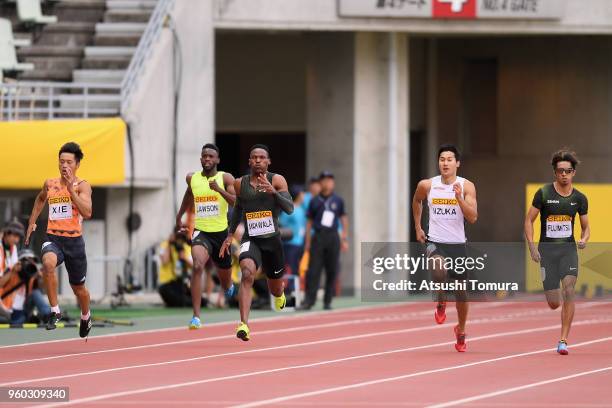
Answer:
xmin=0 ymin=118 xmax=126 ymax=189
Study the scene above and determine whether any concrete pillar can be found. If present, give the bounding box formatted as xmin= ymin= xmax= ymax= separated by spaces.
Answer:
xmin=306 ymin=32 xmax=355 ymax=293
xmin=426 ymin=38 xmax=439 ymax=175
xmin=353 ymin=32 xmax=410 ymax=289
xmin=174 ymin=1 xmax=215 ymax=210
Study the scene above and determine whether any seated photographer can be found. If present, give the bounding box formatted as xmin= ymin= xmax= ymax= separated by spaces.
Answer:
xmin=157 ymin=231 xmax=193 ymax=307
xmin=11 ymin=250 xmax=50 ymax=324
xmin=0 ymin=222 xmax=49 ymax=324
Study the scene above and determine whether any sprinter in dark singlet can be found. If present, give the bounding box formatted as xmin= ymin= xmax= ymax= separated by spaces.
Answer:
xmin=219 ymin=144 xmax=294 ymax=341
xmin=525 ymin=149 xmax=589 ymax=355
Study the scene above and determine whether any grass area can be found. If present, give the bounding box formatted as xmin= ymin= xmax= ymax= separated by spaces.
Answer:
xmin=0 ymin=296 xmax=367 ymax=346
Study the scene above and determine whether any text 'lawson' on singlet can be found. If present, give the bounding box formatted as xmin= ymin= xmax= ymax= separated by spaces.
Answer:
xmin=191 ymin=171 xmax=229 ymax=233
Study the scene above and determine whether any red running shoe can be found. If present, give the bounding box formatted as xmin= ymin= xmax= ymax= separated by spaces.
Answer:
xmin=434 ymin=302 xmax=446 ymax=324
xmin=454 ymin=325 xmax=466 ymax=352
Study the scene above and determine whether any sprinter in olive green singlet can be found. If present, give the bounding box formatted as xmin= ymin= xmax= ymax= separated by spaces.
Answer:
xmin=219 ymin=144 xmax=294 ymax=341
xmin=176 ymin=143 xmax=236 ymax=330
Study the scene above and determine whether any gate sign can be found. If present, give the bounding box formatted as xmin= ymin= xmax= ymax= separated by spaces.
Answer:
xmin=338 ymin=0 xmax=567 ymax=20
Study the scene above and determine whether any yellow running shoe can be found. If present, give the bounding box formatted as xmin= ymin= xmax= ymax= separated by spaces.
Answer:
xmin=236 ymin=322 xmax=250 ymax=341
xmin=189 ymin=316 xmax=202 ymax=330
xmin=273 ymin=292 xmax=286 ymax=311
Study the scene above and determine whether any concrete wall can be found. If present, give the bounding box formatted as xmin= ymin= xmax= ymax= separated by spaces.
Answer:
xmin=111 ymin=0 xmax=215 ymax=277
xmin=434 ymin=36 xmax=612 ymax=241
xmin=214 ymin=0 xmax=612 ymax=34
xmin=216 ymin=32 xmax=307 ymax=132
xmin=306 ymin=32 xmax=355 ymax=292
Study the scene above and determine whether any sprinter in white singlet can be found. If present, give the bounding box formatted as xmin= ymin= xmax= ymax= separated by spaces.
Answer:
xmin=412 ymin=144 xmax=478 ymax=352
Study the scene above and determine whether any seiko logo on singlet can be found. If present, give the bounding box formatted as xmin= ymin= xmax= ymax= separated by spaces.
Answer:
xmin=431 ymin=198 xmax=458 ymax=216
xmin=547 ymin=200 xmax=560 ymax=204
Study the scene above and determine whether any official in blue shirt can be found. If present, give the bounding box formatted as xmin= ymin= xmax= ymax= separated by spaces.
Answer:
xmin=279 ymin=185 xmax=306 ymax=277
xmin=302 ymin=171 xmax=349 ymax=310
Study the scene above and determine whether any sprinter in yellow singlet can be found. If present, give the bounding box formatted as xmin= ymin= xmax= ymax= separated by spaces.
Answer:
xmin=176 ymin=143 xmax=236 ymax=329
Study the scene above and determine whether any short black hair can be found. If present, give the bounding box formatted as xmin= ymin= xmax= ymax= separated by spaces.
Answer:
xmin=438 ymin=144 xmax=460 ymax=161
xmin=551 ymin=148 xmax=580 ymax=169
xmin=250 ymin=144 xmax=270 ymax=158
xmin=59 ymin=142 xmax=84 ymax=163
xmin=202 ymin=143 xmax=219 ymax=155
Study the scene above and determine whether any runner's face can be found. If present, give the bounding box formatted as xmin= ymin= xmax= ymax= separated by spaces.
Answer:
xmin=59 ymin=153 xmax=79 ymax=177
xmin=554 ymin=160 xmax=575 ymax=186
xmin=249 ymin=149 xmax=270 ymax=174
xmin=438 ymin=151 xmax=459 ymax=177
xmin=201 ymin=148 xmax=219 ymax=172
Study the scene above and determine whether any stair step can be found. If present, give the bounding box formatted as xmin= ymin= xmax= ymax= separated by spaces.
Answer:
xmin=84 ymin=46 xmax=135 ymax=57
xmin=22 ymin=56 xmax=82 ymax=71
xmin=82 ymin=56 xmax=131 ymax=69
xmin=95 ymin=22 xmax=146 ymax=33
xmin=94 ymin=33 xmax=140 ymax=46
xmin=43 ymin=22 xmax=97 ymax=33
xmin=106 ymin=0 xmax=157 ymax=10
xmin=18 ymin=69 xmax=73 ymax=81
xmin=104 ymin=9 xmax=151 ymax=23
xmin=18 ymin=46 xmax=84 ymax=58
xmin=73 ymin=69 xmax=125 ymax=84
xmin=54 ymin=0 xmax=106 ymax=10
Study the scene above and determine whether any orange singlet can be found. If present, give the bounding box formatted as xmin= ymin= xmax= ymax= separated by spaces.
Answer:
xmin=46 ymin=178 xmax=84 ymax=237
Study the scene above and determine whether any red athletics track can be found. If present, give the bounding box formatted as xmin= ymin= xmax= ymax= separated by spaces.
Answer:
xmin=0 ymin=301 xmax=610 ymax=407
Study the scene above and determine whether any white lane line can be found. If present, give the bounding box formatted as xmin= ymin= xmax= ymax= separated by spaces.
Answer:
xmin=3 ymin=311 xmax=580 ymax=387
xmin=427 ymin=366 xmax=612 ymax=408
xmin=0 ymin=301 xmax=418 ymax=349
xmin=0 ymin=302 xmax=518 ymax=367
xmin=30 ymin=323 xmax=612 ymax=408
xmin=231 ymin=336 xmax=612 ymax=408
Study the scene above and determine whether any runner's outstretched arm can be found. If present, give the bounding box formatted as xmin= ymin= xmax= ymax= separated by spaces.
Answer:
xmin=578 ymin=214 xmax=590 ymax=249
xmin=524 ymin=206 xmax=541 ymax=262
xmin=25 ymin=180 xmax=49 ymax=245
xmin=412 ymin=179 xmax=430 ymax=243
xmin=175 ymin=173 xmax=194 ymax=230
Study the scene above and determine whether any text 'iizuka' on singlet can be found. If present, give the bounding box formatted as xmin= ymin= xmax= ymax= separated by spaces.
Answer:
xmin=427 ymin=175 xmax=467 ymax=244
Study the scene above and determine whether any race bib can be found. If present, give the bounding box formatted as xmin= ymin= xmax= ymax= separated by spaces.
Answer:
xmin=246 ymin=211 xmax=275 ymax=237
xmin=195 ymin=196 xmax=220 ymax=218
xmin=430 ymin=198 xmax=460 ymax=219
xmin=321 ymin=210 xmax=335 ymax=228
xmin=546 ymin=215 xmax=572 ymax=238
xmin=48 ymin=196 xmax=73 ymax=221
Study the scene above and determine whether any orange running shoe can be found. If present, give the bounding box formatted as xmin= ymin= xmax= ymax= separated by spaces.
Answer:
xmin=454 ymin=325 xmax=466 ymax=352
xmin=434 ymin=302 xmax=446 ymax=324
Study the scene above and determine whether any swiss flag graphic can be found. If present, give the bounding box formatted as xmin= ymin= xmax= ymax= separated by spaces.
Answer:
xmin=432 ymin=0 xmax=477 ymax=19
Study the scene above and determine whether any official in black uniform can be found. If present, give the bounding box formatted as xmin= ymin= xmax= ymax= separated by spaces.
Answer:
xmin=302 ymin=171 xmax=349 ymax=310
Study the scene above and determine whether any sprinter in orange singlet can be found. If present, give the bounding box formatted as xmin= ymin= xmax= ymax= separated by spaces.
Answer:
xmin=25 ymin=142 xmax=93 ymax=338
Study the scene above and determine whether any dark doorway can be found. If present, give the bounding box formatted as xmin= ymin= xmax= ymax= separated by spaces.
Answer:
xmin=215 ymin=133 xmax=306 ymax=186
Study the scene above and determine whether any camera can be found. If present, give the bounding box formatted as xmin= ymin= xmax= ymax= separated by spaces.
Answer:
xmin=172 ymin=232 xmax=188 ymax=252
xmin=18 ymin=259 xmax=39 ymax=282
xmin=17 ymin=249 xmax=40 ymax=282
